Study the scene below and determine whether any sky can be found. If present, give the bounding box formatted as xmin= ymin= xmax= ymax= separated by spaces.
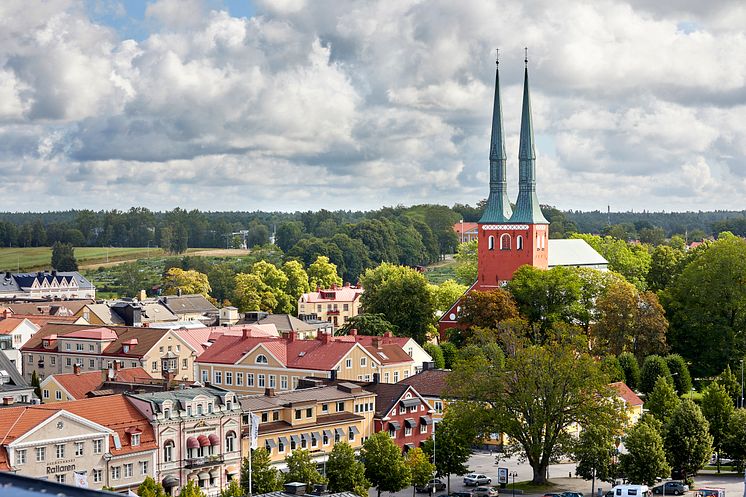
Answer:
xmin=1 ymin=0 xmax=745 ymax=213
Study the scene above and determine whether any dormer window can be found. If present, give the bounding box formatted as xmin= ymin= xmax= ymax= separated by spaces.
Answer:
xmin=131 ymin=434 xmax=140 ymax=446
xmin=255 ymin=355 xmax=268 ymax=364
xmin=123 ymin=345 xmax=130 ymax=353
xmin=197 ymin=404 xmax=203 ymax=416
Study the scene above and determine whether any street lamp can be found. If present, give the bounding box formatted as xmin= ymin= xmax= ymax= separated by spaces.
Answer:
xmin=740 ymin=359 xmax=744 ymax=409
xmin=510 ymin=471 xmax=518 ymax=497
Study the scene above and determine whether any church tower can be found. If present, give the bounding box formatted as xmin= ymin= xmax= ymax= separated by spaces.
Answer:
xmin=476 ymin=54 xmax=549 ymax=289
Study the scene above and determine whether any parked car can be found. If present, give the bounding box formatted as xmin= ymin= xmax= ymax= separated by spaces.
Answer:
xmin=464 ymin=474 xmax=492 ymax=486
xmin=472 ymin=487 xmax=498 ymax=497
xmin=652 ymin=482 xmax=688 ymax=495
xmin=561 ymin=492 xmax=585 ymax=497
xmin=543 ymin=494 xmax=563 ymax=497
xmin=416 ymin=479 xmax=447 ymax=493
xmin=448 ymin=492 xmax=473 ymax=497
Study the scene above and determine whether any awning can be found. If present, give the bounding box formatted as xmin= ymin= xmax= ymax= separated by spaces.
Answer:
xmin=311 ymin=432 xmax=321 ymax=441
xmin=209 ymin=470 xmax=220 ymax=478
xmin=290 ymin=435 xmax=301 ymax=445
xmin=349 ymin=426 xmax=360 ymax=435
xmin=162 ymin=476 xmax=179 ymax=488
xmin=225 ymin=466 xmax=240 ymax=476
xmin=198 ymin=472 xmax=209 ymax=480
xmin=420 ymin=416 xmax=433 ymax=425
xmin=400 ymin=398 xmax=420 ymax=408
xmin=335 ymin=428 xmax=345 ymax=438
xmin=279 ymin=437 xmax=289 ymax=447
xmin=208 ymin=433 xmax=220 ymax=446
xmin=265 ymin=439 xmax=277 ymax=448
xmin=198 ymin=435 xmax=210 ymax=447
xmin=187 ymin=473 xmax=198 ymax=482
xmin=187 ymin=437 xmax=200 ymax=449
xmin=388 ymin=421 xmax=401 ymax=431
xmin=301 ymin=433 xmax=311 ymax=443
xmin=323 ymin=430 xmax=333 ymax=439
xmin=404 ymin=443 xmax=415 ymax=451
xmin=404 ymin=418 xmax=416 ymax=428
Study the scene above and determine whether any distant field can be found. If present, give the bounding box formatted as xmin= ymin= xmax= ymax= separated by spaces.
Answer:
xmin=424 ymin=256 xmax=458 ymax=284
xmin=0 ymin=247 xmax=249 ymax=272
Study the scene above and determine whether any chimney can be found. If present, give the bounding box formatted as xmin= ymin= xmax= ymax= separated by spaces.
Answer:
xmin=349 ymin=329 xmax=357 ymax=336
xmin=422 ymin=361 xmax=435 ymax=371
xmin=372 ymin=373 xmax=379 ymax=384
xmin=319 ymin=332 xmax=332 ymax=344
xmin=287 ymin=331 xmax=297 ymax=343
xmin=265 ymin=388 xmax=276 ymax=397
xmin=2 ymin=397 xmax=14 ymax=405
xmin=73 ymin=363 xmax=81 ymax=375
xmin=284 ymin=483 xmax=307 ymax=496
xmin=329 ymin=369 xmax=337 ymax=381
xmin=2 ymin=308 xmax=10 ymax=319
xmin=242 ymin=328 xmax=252 ymax=339
xmin=383 ymin=331 xmax=393 ymax=338
xmin=372 ymin=337 xmax=382 ymax=350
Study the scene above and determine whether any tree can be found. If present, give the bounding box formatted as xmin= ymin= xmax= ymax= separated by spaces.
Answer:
xmin=573 ymin=424 xmax=617 ymax=496
xmin=51 ymin=242 xmax=78 ymax=271
xmin=276 ymin=221 xmax=305 ymax=252
xmin=423 ymin=343 xmax=445 ymax=369
xmin=162 ymin=268 xmax=211 ymax=297
xmin=233 ymin=261 xmax=294 ymax=314
xmin=715 ymin=365 xmax=740 ymax=407
xmin=620 ymin=420 xmax=670 ymax=485
xmin=648 ymin=245 xmax=685 ymax=291
xmin=422 ymin=411 xmax=477 ymax=493
xmin=457 ymin=289 xmax=518 ymax=329
xmin=441 ymin=342 xmax=458 ymax=369
xmin=639 ymin=355 xmax=672 ymax=396
xmin=572 ymin=234 xmax=651 ymax=290
xmin=448 ymin=342 xmax=624 ymax=484
xmin=308 ymin=256 xmax=343 ymax=289
xmin=246 ymin=220 xmax=270 ymax=248
xmin=665 ymin=400 xmax=713 ymax=482
xmin=429 ymin=280 xmax=467 ymax=315
xmin=453 ymin=240 xmax=478 ymax=285
xmin=665 ymin=354 xmax=692 ymax=396
xmin=30 ymin=370 xmax=41 ymax=399
xmin=326 ymin=441 xmax=370 ymax=497
xmin=406 ymin=448 xmax=435 ymax=497
xmin=600 ymin=356 xmax=625 ymax=383
xmin=219 ymin=480 xmax=243 ymax=497
xmin=723 ymin=409 xmax=746 ymax=472
xmin=285 ymin=449 xmax=326 ymax=487
xmin=646 ymin=376 xmax=680 ymax=427
xmin=241 ymin=448 xmax=283 ymax=495
xmin=359 ymin=263 xmax=435 ymax=344
xmin=178 ymin=480 xmax=206 ymax=497
xmin=338 ymin=314 xmax=396 ymax=336
xmin=618 ymin=352 xmax=641 ymax=391
xmin=137 ymin=476 xmax=167 ymax=497
xmin=208 ymin=263 xmax=237 ymax=304
xmin=361 ymin=432 xmax=411 ymax=497
xmin=701 ymin=382 xmax=734 ymax=473
xmin=330 ymin=233 xmax=373 ymax=283
xmin=282 ymin=260 xmax=311 ymax=303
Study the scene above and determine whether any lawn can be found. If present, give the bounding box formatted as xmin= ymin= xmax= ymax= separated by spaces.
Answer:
xmin=506 ymin=480 xmax=559 ymax=494
xmin=425 ymin=257 xmax=459 ymax=284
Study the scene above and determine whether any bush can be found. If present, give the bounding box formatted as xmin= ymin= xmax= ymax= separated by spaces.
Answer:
xmin=640 ymin=355 xmax=672 ymax=396
xmin=618 ymin=352 xmax=641 ymax=390
xmin=666 ymin=354 xmax=693 ymax=396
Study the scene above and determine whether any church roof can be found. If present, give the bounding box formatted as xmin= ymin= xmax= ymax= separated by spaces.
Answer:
xmin=547 ymin=239 xmax=608 ymax=268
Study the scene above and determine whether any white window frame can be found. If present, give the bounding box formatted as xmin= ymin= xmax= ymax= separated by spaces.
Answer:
xmin=93 ymin=439 xmax=103 ymax=454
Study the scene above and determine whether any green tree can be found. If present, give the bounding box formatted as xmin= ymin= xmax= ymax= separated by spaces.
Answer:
xmin=276 ymin=221 xmax=305 ymax=252
xmin=457 ymin=289 xmax=518 ymax=330
xmin=620 ymin=420 xmax=670 ymax=485
xmin=178 ymin=480 xmax=206 ymax=497
xmin=308 ymin=256 xmax=343 ymax=289
xmin=600 ymin=356 xmax=625 ymax=383
xmin=573 ymin=424 xmax=617 ymax=495
xmin=723 ymin=409 xmax=746 ymax=472
xmin=51 ymin=242 xmax=78 ymax=271
xmin=648 ymin=245 xmax=685 ymax=291
xmin=421 ymin=412 xmax=476 ymax=493
xmin=338 ymin=313 xmax=396 ymax=336
xmin=423 ymin=343 xmax=445 ymax=369
xmin=665 ymin=400 xmax=713 ymax=482
xmin=246 ymin=220 xmax=270 ymax=248
xmin=441 ymin=342 xmax=458 ymax=369
xmin=361 ymin=432 xmax=411 ymax=497
xmin=448 ymin=342 xmax=624 ymax=484
xmin=646 ymin=376 xmax=680 ymax=427
xmin=219 ymin=480 xmax=243 ymax=497
xmin=429 ymin=280 xmax=467 ymax=315
xmin=701 ymin=382 xmax=734 ymax=473
xmin=618 ymin=352 xmax=641 ymax=391
xmin=572 ymin=234 xmax=651 ymax=290
xmin=162 ymin=268 xmax=211 ymax=297
xmin=233 ymin=261 xmax=294 ymax=314
xmin=137 ymin=476 xmax=167 ymax=497
xmin=330 ymin=233 xmax=373 ymax=283
xmin=453 ymin=240 xmax=478 ymax=285
xmin=285 ymin=449 xmax=326 ymax=487
xmin=360 ymin=263 xmax=435 ymax=344
xmin=207 ymin=263 xmax=237 ymax=304
xmin=326 ymin=441 xmax=370 ymax=497
xmin=241 ymin=448 xmax=283 ymax=495
xmin=30 ymin=370 xmax=41 ymax=399
xmin=715 ymin=365 xmax=740 ymax=407
xmin=665 ymin=354 xmax=692 ymax=396
xmin=406 ymin=447 xmax=435 ymax=497
xmin=639 ymin=355 xmax=672 ymax=396
xmin=282 ymin=260 xmax=310 ymax=311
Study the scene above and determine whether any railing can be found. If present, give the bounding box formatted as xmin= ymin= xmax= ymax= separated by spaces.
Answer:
xmin=184 ymin=454 xmax=224 ymax=468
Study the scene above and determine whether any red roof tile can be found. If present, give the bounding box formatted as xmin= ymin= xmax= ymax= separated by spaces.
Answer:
xmin=47 ymin=367 xmax=150 ymax=400
xmin=0 ymin=317 xmax=34 ymax=334
xmin=64 ymin=327 xmax=118 ymax=340
xmin=610 ymin=382 xmax=643 ymax=406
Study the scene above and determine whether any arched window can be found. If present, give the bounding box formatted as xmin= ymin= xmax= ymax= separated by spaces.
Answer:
xmin=225 ymin=431 xmax=236 ymax=452
xmin=500 ymin=233 xmax=511 ymax=250
xmin=163 ymin=440 xmax=174 ymax=462
xmin=516 ymin=235 xmax=524 ymax=250
xmin=255 ymin=355 xmax=268 ymax=364
xmin=488 ymin=235 xmax=495 ymax=250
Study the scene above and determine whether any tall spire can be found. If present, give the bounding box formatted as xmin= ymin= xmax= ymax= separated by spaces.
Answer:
xmin=510 ymin=49 xmax=548 ymax=224
xmin=479 ymin=49 xmax=513 ymax=223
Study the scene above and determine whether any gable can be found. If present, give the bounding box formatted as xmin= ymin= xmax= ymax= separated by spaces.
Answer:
xmin=11 ymin=411 xmax=111 ymax=446
xmin=238 ymin=343 xmax=285 ymax=368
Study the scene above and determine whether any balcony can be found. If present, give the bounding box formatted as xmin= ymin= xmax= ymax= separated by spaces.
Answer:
xmin=326 ymin=310 xmax=340 ymax=315
xmin=184 ymin=454 xmax=224 ymax=469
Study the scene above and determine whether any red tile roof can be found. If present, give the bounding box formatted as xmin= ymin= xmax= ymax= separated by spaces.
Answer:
xmin=64 ymin=327 xmax=118 ymax=340
xmin=0 ymin=407 xmax=59 ymax=470
xmin=0 ymin=317 xmax=34 ymax=334
xmin=46 ymin=367 xmax=151 ymax=400
xmin=10 ymin=314 xmax=78 ymax=328
xmin=610 ymin=382 xmax=643 ymax=407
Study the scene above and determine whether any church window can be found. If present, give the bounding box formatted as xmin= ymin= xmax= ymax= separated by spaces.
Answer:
xmin=488 ymin=236 xmax=495 ymax=251
xmin=517 ymin=235 xmax=524 ymax=250
xmin=500 ymin=234 xmax=511 ymax=250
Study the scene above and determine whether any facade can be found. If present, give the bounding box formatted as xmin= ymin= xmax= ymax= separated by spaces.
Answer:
xmin=298 ymin=285 xmax=364 ymax=327
xmin=74 ymin=300 xmax=179 ymax=327
xmin=364 ymin=382 xmax=434 ymax=452
xmin=39 ymin=366 xmax=151 ymax=403
xmin=239 ymin=383 xmax=376 ymax=468
xmin=126 ymin=386 xmax=242 ymax=497
xmin=21 ymin=323 xmax=202 ymax=383
xmin=611 ymin=381 xmax=644 ymax=427
xmin=0 ymin=316 xmax=40 ymax=373
xmin=0 ymin=395 xmax=157 ymax=492
xmin=195 ymin=329 xmax=416 ymax=396
xmin=397 ymin=366 xmax=449 ymax=421
xmin=0 ymin=271 xmax=95 ymax=300
xmin=337 ymin=330 xmax=433 ymax=376
xmin=453 ymin=222 xmax=479 ymax=243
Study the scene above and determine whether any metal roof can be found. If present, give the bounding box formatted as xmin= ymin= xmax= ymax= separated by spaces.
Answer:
xmin=547 ymin=239 xmax=608 ymax=268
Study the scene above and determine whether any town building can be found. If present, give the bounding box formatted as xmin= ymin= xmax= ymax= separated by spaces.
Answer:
xmin=1 ymin=300 xmax=92 ymax=317
xmin=336 ymin=330 xmax=433 ymax=376
xmin=611 ymin=381 xmax=644 ymax=426
xmin=195 ymin=330 xmax=416 ymax=396
xmin=0 ymin=352 xmax=35 ymax=404
xmin=453 ymin=222 xmax=479 ymax=243
xmin=126 ymin=386 xmax=242 ymax=497
xmin=21 ymin=323 xmax=203 ymax=383
xmin=0 ymin=395 xmax=157 ymax=492
xmin=397 ymin=365 xmax=449 ymax=421
xmin=238 ymin=383 xmax=376 ymax=468
xmin=0 ymin=315 xmax=40 ymax=373
xmin=363 ymin=380 xmax=434 ymax=452
xmin=298 ymin=285 xmax=364 ymax=327
xmin=0 ymin=271 xmax=95 ymax=300
xmin=39 ymin=366 xmax=151 ymax=403
xmin=241 ymin=312 xmax=320 ymax=340
xmin=73 ymin=300 xmax=179 ymax=327
xmin=158 ymin=294 xmax=219 ymax=326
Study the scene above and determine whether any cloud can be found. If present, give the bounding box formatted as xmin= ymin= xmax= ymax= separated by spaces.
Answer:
xmin=0 ymin=0 xmax=743 ymax=212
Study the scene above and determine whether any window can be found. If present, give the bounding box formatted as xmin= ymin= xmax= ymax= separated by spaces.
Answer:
xmin=258 ymin=374 xmax=265 ymax=387
xmin=488 ymin=235 xmax=495 ymax=250
xmin=345 ymin=358 xmax=352 ymax=369
xmin=55 ymin=475 xmax=66 ymax=484
xmin=280 ymin=375 xmax=288 ymax=390
xmin=311 ymin=433 xmax=318 ymax=447
xmin=208 ymin=403 xmax=213 ymax=414
xmin=130 ymin=361 xmax=137 ymax=368
xmin=28 ymin=354 xmax=33 ymax=363
xmin=434 ymin=401 xmax=443 ymax=414
xmin=348 ymin=427 xmax=356 ymax=441
xmin=164 ymin=441 xmax=174 ymax=462
xmin=256 ymin=354 xmax=268 ymax=364
xmin=76 ymin=343 xmax=83 ymax=351
xmin=151 ymin=361 xmax=157 ymax=372
xmin=337 ymin=401 xmax=344 ymax=412
xmin=140 ymin=461 xmax=148 ymax=475
xmin=43 ymin=389 xmax=49 ymax=399
xmin=56 ymin=444 xmax=65 ymax=459
xmin=248 ymin=374 xmax=255 ymax=387
xmin=66 ymin=343 xmax=71 ymax=351
xmin=201 ymin=370 xmax=209 ymax=383
xmin=124 ymin=463 xmax=133 ymax=478
xmin=51 ymin=356 xmax=55 ymax=365
xmin=321 ymin=403 xmax=328 ymax=413
xmin=400 ymin=405 xmax=406 ymax=415
xmin=404 ymin=370 xmax=409 ymax=378
xmin=269 ymin=375 xmax=276 ymax=388
xmin=93 ymin=469 xmax=102 ymax=483
xmin=306 ymin=408 xmax=312 ymax=417
xmin=16 ymin=449 xmax=26 ymax=465
xmin=35 ymin=447 xmax=45 ymax=462
xmin=405 ymin=426 xmax=413 ymax=436
xmin=89 ymin=358 xmax=95 ymax=368
xmin=111 ymin=466 xmax=121 ymax=480
xmin=334 ymin=430 xmax=341 ymax=443
xmin=187 ymin=406 xmax=192 ymax=416
xmin=225 ymin=372 xmax=233 ymax=385
xmin=75 ymin=442 xmax=84 ymax=456
xmin=295 ymin=409 xmax=302 ymax=420
xmin=273 ymin=411 xmax=279 ymax=421
xmin=66 ymin=357 xmax=72 ymax=366
xmin=93 ymin=439 xmax=103 ymax=454
xmin=323 ymin=432 xmax=329 ymax=445
xmin=214 ymin=371 xmax=222 ymax=384
xmin=278 ymin=439 xmax=285 ymax=452
xmin=301 ymin=436 xmax=307 ymax=449
xmin=500 ymin=233 xmax=511 ymax=250
xmin=182 ymin=358 xmax=188 ymax=369
xmin=89 ymin=344 xmax=94 ymax=351
xmin=262 ymin=412 xmax=269 ymax=423
xmin=420 ymin=423 xmax=428 ymax=434
xmin=360 ymin=357 xmax=367 ymax=367
xmin=132 ymin=434 xmax=141 ymax=446
xmin=517 ymin=235 xmax=524 ymax=250
xmin=393 ymin=371 xmax=399 ymax=382
xmin=343 ymin=303 xmax=349 ymax=311
xmin=197 ymin=404 xmax=203 ymax=416
xmin=226 ymin=431 xmax=236 ymax=452
xmin=236 ymin=373 xmax=243 ymax=386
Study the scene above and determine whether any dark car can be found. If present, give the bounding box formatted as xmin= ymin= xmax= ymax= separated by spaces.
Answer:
xmin=561 ymin=492 xmax=585 ymax=497
xmin=543 ymin=494 xmax=563 ymax=497
xmin=448 ymin=493 xmax=473 ymax=497
xmin=416 ymin=479 xmax=447 ymax=493
xmin=652 ymin=482 xmax=688 ymax=495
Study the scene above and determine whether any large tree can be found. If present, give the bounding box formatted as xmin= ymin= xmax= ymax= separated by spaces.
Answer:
xmin=51 ymin=241 xmax=78 ymax=271
xmin=338 ymin=313 xmax=396 ymax=336
xmin=573 ymin=424 xmax=617 ymax=496
xmin=448 ymin=342 xmax=624 ymax=484
xmin=723 ymin=409 xmax=746 ymax=472
xmin=639 ymin=355 xmax=672 ymax=396
xmin=617 ymin=352 xmax=641 ymax=391
xmin=646 ymin=376 xmax=680 ymax=427
xmin=665 ymin=354 xmax=693 ymax=396
xmin=453 ymin=240 xmax=478 ymax=285
xmin=429 ymin=280 xmax=468 ymax=315
xmin=284 ymin=449 xmax=326 ymax=487
xmin=620 ymin=419 xmax=670 ymax=485
xmin=406 ymin=448 xmax=435 ymax=497
xmin=162 ymin=268 xmax=211 ymax=297
xmin=241 ymin=448 xmax=283 ymax=495
xmin=326 ymin=441 xmax=370 ymax=497
xmin=457 ymin=288 xmax=518 ymax=330
xmin=571 ymin=234 xmax=651 ymax=290
xmin=701 ymin=382 xmax=734 ymax=473
xmin=137 ymin=476 xmax=167 ymax=497
xmin=308 ymin=256 xmax=343 ymax=289
xmin=421 ymin=411 xmax=476 ymax=493
xmin=665 ymin=400 xmax=713 ymax=482
xmin=360 ymin=432 xmax=411 ymax=497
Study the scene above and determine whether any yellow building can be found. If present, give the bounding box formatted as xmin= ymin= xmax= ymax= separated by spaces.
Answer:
xmin=239 ymin=383 xmax=376 ymax=468
xmin=298 ymin=285 xmax=363 ymax=327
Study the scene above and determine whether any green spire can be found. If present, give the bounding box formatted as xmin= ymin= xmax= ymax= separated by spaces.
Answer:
xmin=479 ymin=51 xmax=512 ymax=224
xmin=510 ymin=56 xmax=548 ymax=224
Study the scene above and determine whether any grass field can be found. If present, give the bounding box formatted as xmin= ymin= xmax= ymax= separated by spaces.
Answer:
xmin=0 ymin=247 xmax=248 ymax=272
xmin=425 ymin=256 xmax=459 ymax=284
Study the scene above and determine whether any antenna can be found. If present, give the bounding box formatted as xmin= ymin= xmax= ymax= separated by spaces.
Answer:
xmin=495 ymin=48 xmax=499 ymax=66
xmin=524 ymin=47 xmax=528 ymax=67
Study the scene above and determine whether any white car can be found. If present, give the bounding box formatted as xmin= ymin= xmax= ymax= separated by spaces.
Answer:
xmin=464 ymin=474 xmax=492 ymax=486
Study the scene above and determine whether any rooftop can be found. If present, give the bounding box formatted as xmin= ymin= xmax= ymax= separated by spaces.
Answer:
xmin=548 ymin=239 xmax=608 ymax=268
xmin=239 ymin=384 xmax=372 ymax=412
xmin=397 ymin=369 xmax=450 ymax=398
xmin=43 ymin=367 xmax=151 ymax=400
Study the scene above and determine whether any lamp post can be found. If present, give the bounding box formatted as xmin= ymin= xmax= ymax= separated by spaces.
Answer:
xmin=740 ymin=359 xmax=744 ymax=409
xmin=460 ymin=219 xmax=464 ymax=243
xmin=510 ymin=471 xmax=518 ymax=497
